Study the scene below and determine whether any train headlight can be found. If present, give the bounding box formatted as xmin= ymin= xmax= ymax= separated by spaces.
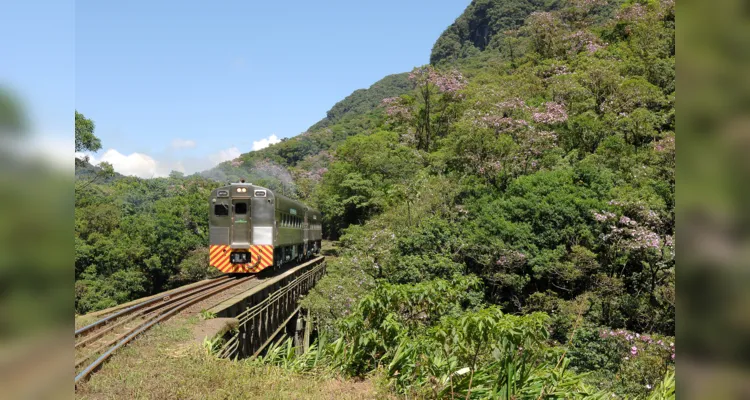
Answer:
xmin=237 ymin=187 xmax=247 ymax=193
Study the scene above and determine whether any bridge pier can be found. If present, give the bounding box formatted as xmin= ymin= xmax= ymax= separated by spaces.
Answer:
xmin=294 ymin=311 xmax=304 ymax=356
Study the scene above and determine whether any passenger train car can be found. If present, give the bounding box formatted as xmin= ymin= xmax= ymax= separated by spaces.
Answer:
xmin=208 ymin=181 xmax=322 ymax=273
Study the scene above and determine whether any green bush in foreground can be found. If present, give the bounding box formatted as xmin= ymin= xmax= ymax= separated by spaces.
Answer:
xmin=257 ymin=278 xmax=675 ymax=399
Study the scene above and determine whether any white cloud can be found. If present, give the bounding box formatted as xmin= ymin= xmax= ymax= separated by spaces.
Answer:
xmin=171 ymin=138 xmax=196 ymax=149
xmin=75 ymin=145 xmax=241 ymax=178
xmin=252 ymin=134 xmax=281 ymax=151
xmin=209 ymin=146 xmax=241 ymax=164
xmin=84 ymin=149 xmax=173 ymax=178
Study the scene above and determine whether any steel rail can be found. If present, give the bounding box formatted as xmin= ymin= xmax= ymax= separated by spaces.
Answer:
xmin=74 ymin=276 xmax=249 ymax=368
xmin=75 ymin=275 xmax=232 ymax=338
xmin=75 ymin=276 xmax=236 ymax=349
xmin=74 ymin=276 xmax=255 ymax=385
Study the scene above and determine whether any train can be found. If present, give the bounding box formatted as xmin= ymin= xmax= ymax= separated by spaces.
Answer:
xmin=208 ymin=180 xmax=322 ymax=273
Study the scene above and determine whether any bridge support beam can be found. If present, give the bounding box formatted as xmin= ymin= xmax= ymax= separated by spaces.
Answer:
xmin=208 ymin=257 xmax=326 ymax=359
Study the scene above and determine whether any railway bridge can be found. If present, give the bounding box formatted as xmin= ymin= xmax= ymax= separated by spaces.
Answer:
xmin=210 ymin=256 xmax=326 ymax=358
xmin=74 ymin=256 xmax=326 ymax=386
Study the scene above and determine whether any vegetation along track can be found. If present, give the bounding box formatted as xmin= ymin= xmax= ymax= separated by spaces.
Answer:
xmin=74 ymin=275 xmax=254 ymax=386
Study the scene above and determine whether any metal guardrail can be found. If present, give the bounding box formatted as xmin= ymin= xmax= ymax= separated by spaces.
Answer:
xmin=216 ymin=257 xmax=326 ymax=359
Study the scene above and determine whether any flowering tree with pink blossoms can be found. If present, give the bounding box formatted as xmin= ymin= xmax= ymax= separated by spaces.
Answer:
xmin=381 ymin=66 xmax=467 ymax=152
xmin=592 ymin=201 xmax=674 ymax=307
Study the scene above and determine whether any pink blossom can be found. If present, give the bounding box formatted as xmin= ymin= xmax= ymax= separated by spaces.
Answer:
xmin=617 ymin=3 xmax=648 ymax=23
xmin=496 ymin=98 xmax=528 ymax=111
xmin=619 ymin=216 xmax=636 ymax=226
xmin=477 ymin=115 xmax=529 ymax=130
xmin=532 ymin=102 xmax=568 ymax=124
xmin=630 ymin=346 xmax=638 ymax=355
xmin=653 ymin=134 xmax=675 ymax=153
xmin=567 ymin=30 xmax=604 ymax=54
xmin=409 ymin=66 xmax=467 ymax=94
xmin=528 ymin=11 xmax=558 ymax=27
xmin=586 ymin=41 xmax=605 ymax=53
xmin=567 ymin=0 xmax=608 ymax=11
xmin=381 ymin=97 xmax=411 ymax=120
xmin=593 ymin=210 xmax=616 ymax=222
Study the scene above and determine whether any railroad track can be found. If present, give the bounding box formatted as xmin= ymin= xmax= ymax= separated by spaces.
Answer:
xmin=74 ymin=275 xmax=255 ymax=386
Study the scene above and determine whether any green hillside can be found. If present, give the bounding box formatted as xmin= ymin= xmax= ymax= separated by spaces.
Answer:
xmin=308 ymin=72 xmax=411 ymax=131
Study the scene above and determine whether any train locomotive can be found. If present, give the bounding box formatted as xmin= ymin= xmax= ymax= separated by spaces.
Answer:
xmin=208 ymin=181 xmax=322 ymax=273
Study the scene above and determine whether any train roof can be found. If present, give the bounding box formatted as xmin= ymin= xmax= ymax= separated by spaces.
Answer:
xmin=211 ymin=182 xmax=320 ymax=215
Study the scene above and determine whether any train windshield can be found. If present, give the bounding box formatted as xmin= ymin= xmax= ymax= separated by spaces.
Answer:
xmin=235 ymin=202 xmax=248 ymax=214
xmin=214 ymin=204 xmax=229 ymax=216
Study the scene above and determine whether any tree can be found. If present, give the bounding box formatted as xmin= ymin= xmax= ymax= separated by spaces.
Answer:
xmin=75 ymin=111 xmax=114 ymax=190
xmin=382 ymin=66 xmax=467 ymax=152
xmin=75 ymin=110 xmax=101 ymax=153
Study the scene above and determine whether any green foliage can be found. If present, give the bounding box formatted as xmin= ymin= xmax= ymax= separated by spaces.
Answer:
xmin=74 ymin=111 xmax=116 ymax=185
xmin=316 ymin=130 xmax=421 ymax=237
xmin=203 ymin=335 xmax=224 ymax=356
xmin=568 ymin=325 xmax=675 ymax=398
xmin=430 ymin=0 xmax=552 ymax=65
xmin=262 ymin=280 xmax=612 ymax=399
xmin=75 ymin=174 xmax=218 ymax=313
xmin=75 ymin=110 xmax=101 ymax=153
xmin=299 ymin=1 xmax=675 ymax=397
xmin=200 ymin=309 xmax=217 ymax=320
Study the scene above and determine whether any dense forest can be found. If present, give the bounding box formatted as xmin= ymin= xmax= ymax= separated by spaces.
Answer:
xmin=75 ymin=0 xmax=675 ymax=397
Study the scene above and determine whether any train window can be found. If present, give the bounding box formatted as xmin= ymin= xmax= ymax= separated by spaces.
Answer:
xmin=235 ymin=202 xmax=247 ymax=214
xmin=214 ymin=204 xmax=229 ymax=216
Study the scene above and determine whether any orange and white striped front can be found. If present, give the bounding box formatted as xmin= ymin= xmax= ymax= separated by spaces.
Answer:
xmin=209 ymin=244 xmax=274 ymax=273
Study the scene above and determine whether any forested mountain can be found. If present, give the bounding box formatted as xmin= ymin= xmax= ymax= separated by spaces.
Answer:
xmin=431 ymin=0 xmax=553 ymax=64
xmin=76 ymin=0 xmax=675 ymax=397
xmin=308 ymin=73 xmax=411 ymax=131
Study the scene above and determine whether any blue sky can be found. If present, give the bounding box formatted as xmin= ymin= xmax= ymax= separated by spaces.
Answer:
xmin=1 ymin=0 xmax=469 ymax=177
xmin=0 ymin=1 xmax=74 ymax=169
